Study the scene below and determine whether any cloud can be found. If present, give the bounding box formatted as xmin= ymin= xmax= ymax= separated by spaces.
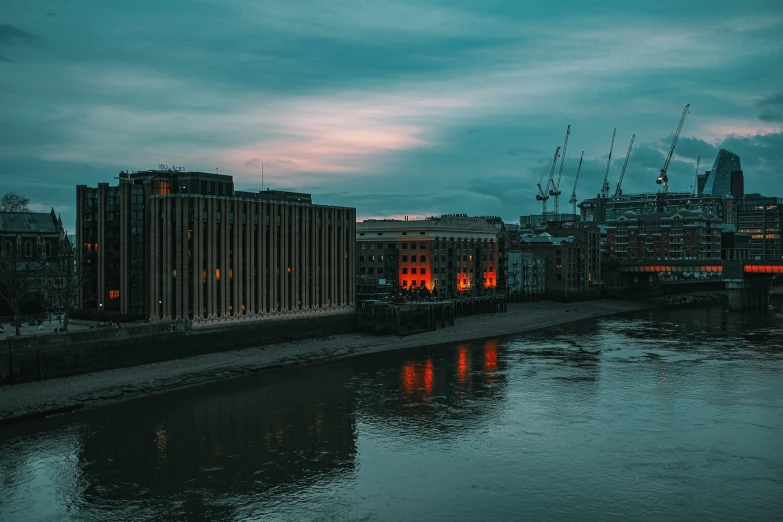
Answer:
xmin=0 ymin=25 xmax=38 ymax=46
xmin=757 ymin=91 xmax=783 ymax=122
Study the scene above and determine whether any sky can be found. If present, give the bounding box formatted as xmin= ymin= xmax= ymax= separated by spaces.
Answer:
xmin=1 ymin=0 xmax=782 ymax=234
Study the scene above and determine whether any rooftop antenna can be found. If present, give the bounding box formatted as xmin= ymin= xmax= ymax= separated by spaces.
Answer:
xmin=261 ymin=162 xmax=264 ymax=191
xmin=216 ymin=167 xmax=219 ymax=174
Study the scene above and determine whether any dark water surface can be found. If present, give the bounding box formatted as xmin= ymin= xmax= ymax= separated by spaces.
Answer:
xmin=1 ymin=303 xmax=782 ymax=521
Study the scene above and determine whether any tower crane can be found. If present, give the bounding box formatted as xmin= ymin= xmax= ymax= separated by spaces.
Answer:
xmin=600 ymin=128 xmax=616 ymax=198
xmin=549 ymin=125 xmax=571 ymax=214
xmin=536 ymin=146 xmax=560 ymax=214
xmin=691 ymin=155 xmax=700 ymax=196
xmin=569 ymin=151 xmax=584 ymax=215
xmin=614 ymin=134 xmax=636 ymax=197
xmin=656 ymin=103 xmax=690 ymax=193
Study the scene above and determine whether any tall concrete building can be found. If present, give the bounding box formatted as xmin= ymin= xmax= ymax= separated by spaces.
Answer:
xmin=737 ymin=194 xmax=783 ymax=260
xmin=76 ymin=167 xmax=356 ymax=322
xmin=356 ymin=215 xmax=500 ymax=297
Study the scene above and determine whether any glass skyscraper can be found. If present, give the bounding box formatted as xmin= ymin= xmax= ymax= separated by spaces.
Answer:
xmin=703 ymin=149 xmax=744 ymax=198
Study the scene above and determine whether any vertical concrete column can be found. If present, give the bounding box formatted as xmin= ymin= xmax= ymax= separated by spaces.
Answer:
xmin=207 ymin=199 xmax=216 ymax=317
xmin=119 ymin=183 xmax=129 ymax=314
xmin=303 ymin=207 xmax=310 ymax=308
xmin=174 ymin=198 xmax=183 ymax=319
xmin=256 ymin=202 xmax=265 ymax=313
xmin=146 ymin=196 xmax=155 ymax=318
xmin=232 ymin=200 xmax=240 ymax=315
xmin=329 ymin=208 xmax=336 ymax=307
xmin=280 ymin=204 xmax=288 ymax=311
xmin=292 ymin=206 xmax=299 ymax=309
xmin=350 ymin=211 xmax=356 ymax=304
xmin=271 ymin=204 xmax=279 ymax=311
xmin=193 ymin=197 xmax=202 ymax=319
xmin=221 ymin=199 xmax=229 ymax=316
xmin=97 ymin=184 xmax=107 ymax=310
xmin=164 ymin=198 xmax=172 ymax=319
xmin=245 ymin=201 xmax=252 ymax=314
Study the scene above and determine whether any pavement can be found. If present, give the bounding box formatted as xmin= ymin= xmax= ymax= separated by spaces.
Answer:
xmin=0 ymin=316 xmax=92 ymax=337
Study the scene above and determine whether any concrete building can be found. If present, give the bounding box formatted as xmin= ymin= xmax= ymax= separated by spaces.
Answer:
xmin=356 ymin=215 xmax=500 ymax=297
xmin=506 ymin=251 xmax=546 ymax=300
xmin=737 ymin=194 xmax=783 ymax=260
xmin=519 ymin=233 xmax=587 ymax=302
xmin=76 ymin=167 xmax=356 ymax=321
xmin=605 ymin=210 xmax=723 ymax=261
xmin=579 ymin=192 xmax=729 ymax=225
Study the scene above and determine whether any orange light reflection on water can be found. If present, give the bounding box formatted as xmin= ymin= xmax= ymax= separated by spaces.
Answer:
xmin=458 ymin=347 xmax=469 ymax=383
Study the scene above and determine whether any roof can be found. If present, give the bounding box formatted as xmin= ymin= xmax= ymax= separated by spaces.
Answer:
xmin=0 ymin=212 xmax=57 ymax=234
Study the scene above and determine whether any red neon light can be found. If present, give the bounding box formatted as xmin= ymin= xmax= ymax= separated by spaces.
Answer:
xmin=745 ymin=265 xmax=783 ymax=273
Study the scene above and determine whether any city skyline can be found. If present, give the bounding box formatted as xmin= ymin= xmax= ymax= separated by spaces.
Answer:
xmin=1 ymin=0 xmax=782 ymax=233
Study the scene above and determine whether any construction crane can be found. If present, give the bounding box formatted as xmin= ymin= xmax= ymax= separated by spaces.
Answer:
xmin=614 ymin=134 xmax=636 ymax=197
xmin=569 ymin=151 xmax=584 ymax=214
xmin=549 ymin=124 xmax=571 ymax=214
xmin=656 ymin=103 xmax=690 ymax=193
xmin=691 ymin=155 xmax=700 ymax=196
xmin=536 ymin=146 xmax=560 ymax=214
xmin=600 ymin=128 xmax=616 ymax=198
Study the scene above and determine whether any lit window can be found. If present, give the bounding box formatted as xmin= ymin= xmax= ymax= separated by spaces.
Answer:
xmin=411 ymin=268 xmax=417 ymax=274
xmin=109 ymin=290 xmax=120 ymax=299
xmin=216 ymin=268 xmax=221 ymax=280
xmin=403 ymin=280 xmax=408 ymax=286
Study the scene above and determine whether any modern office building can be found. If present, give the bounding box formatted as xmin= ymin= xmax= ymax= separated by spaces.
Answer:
xmin=76 ymin=167 xmax=356 ymax=321
xmin=702 ymin=149 xmax=744 ymax=199
xmin=605 ymin=210 xmax=723 ymax=261
xmin=736 ymin=194 xmax=783 ymax=260
xmin=356 ymin=215 xmax=500 ymax=297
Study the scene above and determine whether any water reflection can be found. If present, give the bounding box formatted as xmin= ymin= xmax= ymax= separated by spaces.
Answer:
xmin=1 ymin=299 xmax=782 ymax=522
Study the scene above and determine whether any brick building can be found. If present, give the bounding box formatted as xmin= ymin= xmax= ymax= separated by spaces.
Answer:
xmin=606 ymin=210 xmax=722 ymax=261
xmin=506 ymin=251 xmax=546 ymax=300
xmin=356 ymin=215 xmax=500 ymax=297
xmin=519 ymin=233 xmax=587 ymax=301
xmin=76 ymin=167 xmax=356 ymax=321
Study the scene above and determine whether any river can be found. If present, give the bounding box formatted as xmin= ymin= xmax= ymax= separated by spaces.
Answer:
xmin=1 ymin=301 xmax=782 ymax=521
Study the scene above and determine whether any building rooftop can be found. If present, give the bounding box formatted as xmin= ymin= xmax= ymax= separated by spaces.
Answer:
xmin=0 ymin=211 xmax=58 ymax=234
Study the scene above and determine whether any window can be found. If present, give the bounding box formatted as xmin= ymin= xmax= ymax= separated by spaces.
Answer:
xmin=420 ymin=231 xmax=425 ymax=235
xmin=359 ymin=255 xmax=365 ymax=262
xmin=420 ymin=256 xmax=426 ymax=262
xmin=377 ymin=243 xmax=383 ymax=249
xmin=420 ymin=243 xmax=426 ymax=248
xmin=434 ymin=267 xmax=438 ymax=274
xmin=378 ymin=267 xmax=384 ymax=273
xmin=25 ymin=241 xmax=32 ymax=257
xmin=402 ymin=243 xmax=408 ymax=249
xmin=463 ymin=255 xmax=467 ymax=261
xmin=411 ymin=268 xmax=417 ymax=274
xmin=369 ymin=255 xmax=375 ymax=262
xmin=421 ymin=268 xmax=426 ymax=275
xmin=420 ymin=280 xmax=425 ymax=287
xmin=360 ymin=267 xmax=366 ymax=273
xmin=370 ymin=243 xmax=375 ymax=250
xmin=379 ymin=255 xmax=384 ymax=261
xmin=411 ymin=255 xmax=417 ymax=262
xmin=411 ymin=280 xmax=417 ymax=286
xmin=411 ymin=243 xmax=417 ymax=249
xmin=369 ymin=267 xmax=375 ymax=273
xmin=215 ymin=268 xmax=221 ymax=280
xmin=360 ymin=243 xmax=366 ymax=250
xmin=402 ymin=232 xmax=408 ymax=235
xmin=403 ymin=280 xmax=408 ymax=286
xmin=402 ymin=255 xmax=408 ymax=262
xmin=388 ymin=243 xmax=395 ymax=249
xmin=109 ymin=290 xmax=120 ymax=299
xmin=403 ymin=267 xmax=408 ymax=274
xmin=441 ymin=255 xmax=445 ymax=262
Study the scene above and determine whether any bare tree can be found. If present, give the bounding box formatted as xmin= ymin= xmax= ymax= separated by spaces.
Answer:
xmin=0 ymin=247 xmax=36 ymax=336
xmin=0 ymin=193 xmax=30 ymax=212
xmin=50 ymin=260 xmax=89 ymax=332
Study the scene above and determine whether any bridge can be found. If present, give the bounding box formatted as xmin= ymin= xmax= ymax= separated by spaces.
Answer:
xmin=609 ymin=260 xmax=783 ymax=310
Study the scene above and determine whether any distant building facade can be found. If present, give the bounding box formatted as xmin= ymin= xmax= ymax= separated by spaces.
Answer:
xmin=506 ymin=251 xmax=546 ymax=300
xmin=356 ymin=215 xmax=500 ymax=297
xmin=605 ymin=210 xmax=723 ymax=261
xmin=76 ymin=167 xmax=356 ymax=321
xmin=736 ymin=194 xmax=783 ymax=260
xmin=519 ymin=233 xmax=588 ymax=302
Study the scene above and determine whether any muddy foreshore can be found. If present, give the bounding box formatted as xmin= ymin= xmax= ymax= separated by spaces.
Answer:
xmin=0 ymin=296 xmax=723 ymax=425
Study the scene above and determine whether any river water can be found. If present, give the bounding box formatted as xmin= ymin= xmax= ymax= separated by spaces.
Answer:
xmin=1 ymin=301 xmax=782 ymax=521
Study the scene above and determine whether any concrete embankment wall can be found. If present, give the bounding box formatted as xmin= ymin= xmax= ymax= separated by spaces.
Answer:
xmin=0 ymin=313 xmax=356 ymax=386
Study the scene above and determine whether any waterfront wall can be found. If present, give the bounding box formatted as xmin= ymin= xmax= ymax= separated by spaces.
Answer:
xmin=0 ymin=313 xmax=356 ymax=386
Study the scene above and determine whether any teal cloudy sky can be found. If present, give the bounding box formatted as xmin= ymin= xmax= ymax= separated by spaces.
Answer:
xmin=2 ymin=0 xmax=782 ymax=232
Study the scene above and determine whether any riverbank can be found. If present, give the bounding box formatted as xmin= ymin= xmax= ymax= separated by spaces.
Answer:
xmin=0 ymin=297 xmax=702 ymax=425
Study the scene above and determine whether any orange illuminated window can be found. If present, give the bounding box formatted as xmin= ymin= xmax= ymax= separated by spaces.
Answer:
xmin=84 ymin=243 xmax=92 ymax=251
xmin=229 ymin=268 xmax=233 ymax=279
xmin=188 ymin=229 xmax=192 ymax=239
xmin=202 ymin=271 xmax=207 ymax=283
xmin=95 ymin=243 xmax=98 ymax=251
xmin=109 ymin=290 xmax=119 ymax=299
xmin=216 ymin=268 xmax=221 ymax=280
